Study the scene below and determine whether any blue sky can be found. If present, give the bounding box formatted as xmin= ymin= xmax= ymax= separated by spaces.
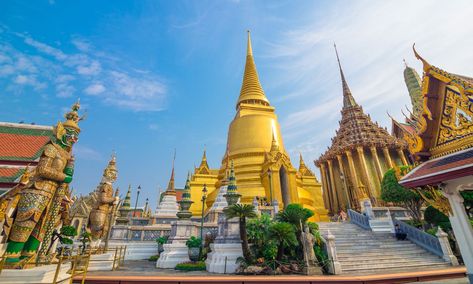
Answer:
xmin=1 ymin=0 xmax=473 ymax=210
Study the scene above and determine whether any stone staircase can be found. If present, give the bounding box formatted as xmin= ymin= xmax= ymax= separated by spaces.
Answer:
xmin=318 ymin=222 xmax=451 ymax=275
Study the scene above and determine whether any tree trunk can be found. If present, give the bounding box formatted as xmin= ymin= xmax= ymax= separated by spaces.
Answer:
xmin=239 ymin=217 xmax=252 ymax=262
xmin=276 ymin=244 xmax=284 ymax=261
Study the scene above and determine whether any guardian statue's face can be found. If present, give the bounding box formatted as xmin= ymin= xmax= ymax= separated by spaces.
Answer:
xmin=61 ymin=128 xmax=79 ymax=148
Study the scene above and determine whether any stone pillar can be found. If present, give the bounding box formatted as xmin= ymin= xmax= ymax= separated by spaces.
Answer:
xmin=336 ymin=154 xmax=351 ymax=210
xmin=442 ymin=181 xmax=473 ymax=283
xmin=382 ymin=147 xmax=394 ymax=169
xmin=370 ymin=146 xmax=384 ymax=184
xmin=345 ymin=150 xmax=360 ymax=204
xmin=326 ymin=230 xmax=342 ymax=275
xmin=327 ymin=159 xmax=340 ymax=213
xmin=356 ymin=146 xmax=376 ymax=202
xmin=436 ymin=227 xmax=459 ymax=265
xmin=397 ymin=148 xmax=408 ymax=165
xmin=319 ymin=163 xmax=332 ymax=212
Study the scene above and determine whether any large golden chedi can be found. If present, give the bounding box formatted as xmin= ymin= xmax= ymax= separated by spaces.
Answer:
xmin=188 ymin=32 xmax=328 ymax=222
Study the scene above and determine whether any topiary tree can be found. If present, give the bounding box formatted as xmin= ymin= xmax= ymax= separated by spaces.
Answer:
xmin=46 ymin=225 xmax=77 ymax=254
xmin=268 ymin=222 xmax=298 ymax=261
xmin=381 ymin=167 xmax=424 ymax=222
xmin=424 ymin=206 xmax=451 ymax=231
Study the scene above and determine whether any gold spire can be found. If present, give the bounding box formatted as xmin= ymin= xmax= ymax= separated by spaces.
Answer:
xmin=270 ymin=130 xmax=279 ymax=152
xmin=334 ymin=43 xmax=358 ymax=109
xmin=236 ymin=31 xmax=270 ymax=109
xmin=164 ymin=150 xmax=176 ymax=196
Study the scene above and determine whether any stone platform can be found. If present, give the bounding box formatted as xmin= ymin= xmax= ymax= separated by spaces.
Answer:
xmin=0 ymin=263 xmax=71 ymax=284
xmin=73 ymin=261 xmax=467 ymax=283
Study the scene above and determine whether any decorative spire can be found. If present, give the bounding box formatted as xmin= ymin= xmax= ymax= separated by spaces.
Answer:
xmin=122 ymin=185 xmax=132 ymax=209
xmin=224 ymin=160 xmax=241 ymax=206
xmin=403 ymin=60 xmax=423 ymax=118
xmin=198 ymin=148 xmax=209 ymax=169
xmin=177 ymin=172 xmax=194 ymax=219
xmin=270 ymin=130 xmax=279 ymax=152
xmin=236 ymin=31 xmax=270 ymax=109
xmin=164 ymin=150 xmax=176 ymax=196
xmin=144 ymin=198 xmax=149 ymax=216
xmin=334 ymin=43 xmax=358 ymax=109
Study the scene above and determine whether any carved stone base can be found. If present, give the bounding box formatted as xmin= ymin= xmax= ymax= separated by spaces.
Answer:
xmin=303 ymin=265 xmax=323 ymax=275
xmin=155 ymin=243 xmax=189 ymax=268
xmin=0 ymin=263 xmax=71 ymax=283
xmin=205 ymin=242 xmax=243 ymax=274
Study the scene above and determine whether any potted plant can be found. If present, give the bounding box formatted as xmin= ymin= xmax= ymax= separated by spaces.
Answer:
xmin=186 ymin=236 xmax=201 ymax=262
xmin=156 ymin=236 xmax=168 ymax=254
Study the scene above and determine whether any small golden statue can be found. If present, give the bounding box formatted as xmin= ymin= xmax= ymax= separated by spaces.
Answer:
xmin=88 ymin=154 xmax=119 ymax=247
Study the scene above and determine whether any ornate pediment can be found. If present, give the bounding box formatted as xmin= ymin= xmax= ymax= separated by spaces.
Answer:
xmin=406 ymin=46 xmax=473 ymax=159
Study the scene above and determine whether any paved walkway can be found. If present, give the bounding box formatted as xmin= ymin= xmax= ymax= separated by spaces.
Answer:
xmin=76 ymin=260 xmax=468 ymax=283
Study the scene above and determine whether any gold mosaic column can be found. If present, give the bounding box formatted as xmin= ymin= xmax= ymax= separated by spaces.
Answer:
xmin=383 ymin=146 xmax=394 ymax=169
xmin=370 ymin=146 xmax=384 ymax=183
xmin=397 ymin=148 xmax=408 ymax=165
xmin=319 ymin=162 xmax=332 ymax=212
xmin=345 ymin=150 xmax=360 ymax=205
xmin=357 ymin=146 xmax=376 ymax=202
xmin=327 ymin=159 xmax=340 ymax=212
xmin=336 ymin=154 xmax=351 ymax=209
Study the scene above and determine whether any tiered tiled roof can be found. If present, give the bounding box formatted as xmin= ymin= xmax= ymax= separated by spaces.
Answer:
xmin=0 ymin=122 xmax=53 ymax=191
xmin=316 ymin=47 xmax=405 ymax=165
xmin=0 ymin=122 xmax=53 ymax=162
xmin=0 ymin=167 xmax=25 ymax=183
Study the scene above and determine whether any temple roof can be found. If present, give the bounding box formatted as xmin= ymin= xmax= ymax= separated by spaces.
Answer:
xmin=400 ymin=147 xmax=473 ymax=187
xmin=236 ymin=31 xmax=270 ymax=109
xmin=0 ymin=166 xmax=25 ymax=183
xmin=0 ymin=122 xmax=53 ymax=162
xmin=315 ymin=49 xmax=405 ymax=165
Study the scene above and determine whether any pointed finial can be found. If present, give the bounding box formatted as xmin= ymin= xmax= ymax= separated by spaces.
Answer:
xmin=412 ymin=43 xmax=431 ymax=72
xmin=270 ymin=129 xmax=279 ymax=152
xmin=202 ymin=146 xmax=207 ymax=160
xmin=247 ymin=30 xmax=253 ymax=56
xmin=334 ymin=43 xmax=357 ymax=109
xmin=403 ymin=58 xmax=408 ymax=68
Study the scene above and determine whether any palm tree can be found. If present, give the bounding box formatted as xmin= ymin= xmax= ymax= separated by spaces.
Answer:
xmin=276 ymin=203 xmax=314 ymax=255
xmin=269 ymin=222 xmax=298 ymax=261
xmin=224 ymin=204 xmax=257 ymax=262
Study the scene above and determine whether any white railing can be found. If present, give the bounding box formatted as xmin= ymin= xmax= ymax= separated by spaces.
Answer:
xmin=348 ymin=209 xmax=371 ymax=230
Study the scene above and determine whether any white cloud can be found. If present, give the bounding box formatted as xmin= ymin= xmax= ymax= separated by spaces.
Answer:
xmin=71 ymin=38 xmax=91 ymax=52
xmin=13 ymin=74 xmax=46 ymax=90
xmin=1 ymin=30 xmax=168 ymax=111
xmin=84 ymin=83 xmax=106 ymax=95
xmin=77 ymin=60 xmax=101 ymax=75
xmin=73 ymin=145 xmax=103 ymax=161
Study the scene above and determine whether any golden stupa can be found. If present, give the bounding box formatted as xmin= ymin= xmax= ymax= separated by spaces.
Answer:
xmin=188 ymin=32 xmax=328 ymax=222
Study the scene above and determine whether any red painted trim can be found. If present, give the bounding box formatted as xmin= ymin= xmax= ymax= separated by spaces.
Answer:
xmin=400 ymin=167 xmax=473 ymax=187
xmin=0 ymin=182 xmax=18 ymax=188
xmin=0 ymin=161 xmax=39 ymax=166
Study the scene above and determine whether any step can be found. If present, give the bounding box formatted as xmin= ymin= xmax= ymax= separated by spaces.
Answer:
xmin=341 ymin=262 xmax=450 ymax=272
xmin=339 ymin=257 xmax=444 ymax=266
xmin=337 ymin=250 xmax=430 ymax=258
xmin=342 ymin=264 xmax=452 ymax=275
xmin=337 ymin=252 xmax=434 ymax=261
xmin=334 ymin=243 xmax=418 ymax=249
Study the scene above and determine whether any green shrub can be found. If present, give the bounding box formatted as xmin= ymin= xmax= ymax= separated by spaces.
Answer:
xmin=424 ymin=206 xmax=451 ymax=230
xmin=262 ymin=241 xmax=278 ymax=261
xmin=186 ymin=236 xmax=201 ymax=248
xmin=175 ymin=261 xmax=206 ymax=271
xmin=156 ymin=236 xmax=169 ymax=245
xmin=60 ymin=226 xmax=78 ymax=237
xmin=148 ymin=255 xmax=159 ymax=261
xmin=426 ymin=227 xmax=438 ymax=236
